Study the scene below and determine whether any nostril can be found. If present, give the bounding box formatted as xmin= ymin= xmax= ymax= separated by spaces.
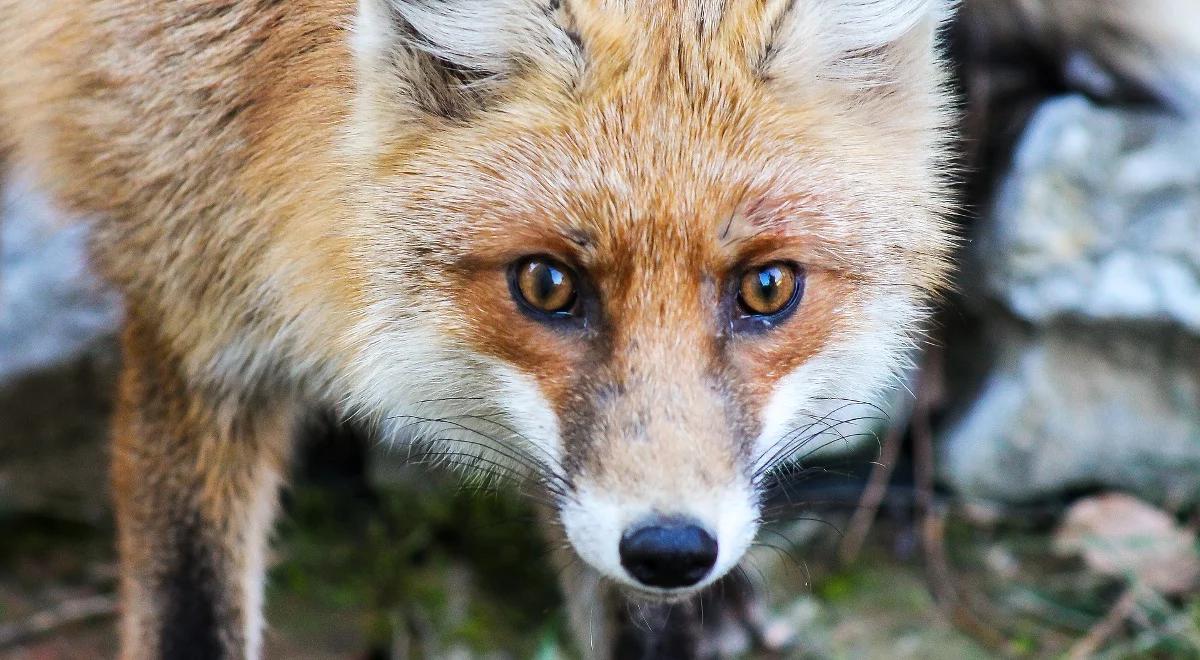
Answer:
xmin=618 ymin=520 xmax=719 ymax=589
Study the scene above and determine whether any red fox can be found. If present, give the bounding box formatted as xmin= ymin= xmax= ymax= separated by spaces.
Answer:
xmin=0 ymin=0 xmax=1194 ymax=657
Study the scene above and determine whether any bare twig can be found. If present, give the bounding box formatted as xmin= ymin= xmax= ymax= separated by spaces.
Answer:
xmin=922 ymin=505 xmax=1010 ymax=651
xmin=0 ymin=593 xmax=117 ymax=648
xmin=913 ymin=348 xmax=1010 ymax=653
xmin=1067 ymin=587 xmax=1139 ymax=660
xmin=838 ymin=391 xmax=914 ymax=565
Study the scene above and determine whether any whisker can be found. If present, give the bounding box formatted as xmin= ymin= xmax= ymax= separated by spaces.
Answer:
xmin=407 ymin=396 xmax=487 ymax=405
xmin=754 ymin=415 xmax=883 ymax=482
xmin=754 ymin=417 xmax=879 ymax=484
xmin=450 ymin=413 xmax=572 ymax=479
xmin=394 ymin=408 xmax=567 ymax=472
xmin=387 ymin=415 xmax=575 ymax=494
xmin=407 ymin=447 xmax=570 ymax=506
xmin=810 ymin=396 xmax=892 ymax=421
xmin=753 ymin=401 xmax=865 ymax=473
xmin=752 ymin=402 xmax=876 ymax=476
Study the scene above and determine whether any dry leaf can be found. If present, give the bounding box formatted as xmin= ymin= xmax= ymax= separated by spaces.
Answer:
xmin=1054 ymin=492 xmax=1200 ymax=595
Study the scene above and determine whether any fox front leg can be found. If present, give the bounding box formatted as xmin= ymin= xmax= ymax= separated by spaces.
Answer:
xmin=111 ymin=318 xmax=294 ymax=660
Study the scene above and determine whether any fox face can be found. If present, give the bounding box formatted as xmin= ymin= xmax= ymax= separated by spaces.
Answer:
xmin=341 ymin=0 xmax=954 ymax=599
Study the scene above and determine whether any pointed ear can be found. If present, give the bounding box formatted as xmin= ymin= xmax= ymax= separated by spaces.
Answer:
xmin=763 ymin=0 xmax=954 ymax=95
xmin=350 ymin=0 xmax=584 ymax=121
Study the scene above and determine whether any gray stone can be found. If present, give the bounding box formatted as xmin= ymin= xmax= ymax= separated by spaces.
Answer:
xmin=1 ymin=173 xmax=122 ymax=381
xmin=942 ymin=323 xmax=1200 ymax=505
xmin=979 ymin=95 xmax=1200 ymax=332
xmin=0 ymin=173 xmax=121 ymax=521
xmin=945 ymin=95 xmax=1200 ymax=505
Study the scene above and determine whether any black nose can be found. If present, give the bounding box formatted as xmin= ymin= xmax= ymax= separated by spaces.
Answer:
xmin=619 ymin=520 xmax=718 ymax=589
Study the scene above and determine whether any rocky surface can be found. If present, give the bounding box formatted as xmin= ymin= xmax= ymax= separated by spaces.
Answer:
xmin=942 ymin=321 xmax=1200 ymax=505
xmin=0 ymin=174 xmax=121 ymax=381
xmin=977 ymin=95 xmax=1200 ymax=331
xmin=0 ymin=173 xmax=121 ymax=521
xmin=943 ymin=95 xmax=1200 ymax=506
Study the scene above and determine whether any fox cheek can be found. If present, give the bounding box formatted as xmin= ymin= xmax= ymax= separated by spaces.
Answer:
xmin=489 ymin=364 xmax=566 ymax=473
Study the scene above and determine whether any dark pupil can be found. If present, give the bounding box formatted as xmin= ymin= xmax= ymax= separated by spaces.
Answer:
xmin=534 ymin=264 xmax=564 ymax=302
xmin=755 ymin=267 xmax=782 ymax=303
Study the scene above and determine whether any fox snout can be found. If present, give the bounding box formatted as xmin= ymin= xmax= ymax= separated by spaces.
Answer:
xmin=552 ymin=361 xmax=761 ymax=595
xmin=560 ymin=483 xmax=759 ymax=598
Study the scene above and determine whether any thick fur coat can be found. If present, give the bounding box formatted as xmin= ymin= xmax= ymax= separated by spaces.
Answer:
xmin=1 ymin=0 xmax=1193 ymax=657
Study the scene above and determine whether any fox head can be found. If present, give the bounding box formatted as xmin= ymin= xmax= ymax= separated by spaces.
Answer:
xmin=338 ymin=0 xmax=954 ymax=599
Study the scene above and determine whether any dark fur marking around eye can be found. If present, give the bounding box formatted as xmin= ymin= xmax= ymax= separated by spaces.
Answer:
xmin=719 ymin=211 xmax=737 ymax=242
xmin=564 ymin=28 xmax=584 ymax=52
xmin=213 ymin=101 xmax=251 ymax=132
xmin=565 ymin=228 xmax=593 ymax=249
xmin=557 ymin=1 xmax=587 ymax=64
xmin=178 ymin=2 xmax=237 ymax=27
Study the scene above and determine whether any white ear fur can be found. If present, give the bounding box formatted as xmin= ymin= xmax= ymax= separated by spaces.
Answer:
xmin=818 ymin=0 xmax=947 ymax=53
xmin=768 ymin=0 xmax=953 ymax=90
xmin=351 ymin=0 xmax=400 ymax=65
xmin=353 ymin=0 xmax=582 ymax=78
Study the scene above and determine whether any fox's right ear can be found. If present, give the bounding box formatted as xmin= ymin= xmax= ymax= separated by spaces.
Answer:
xmin=351 ymin=0 xmax=584 ymax=123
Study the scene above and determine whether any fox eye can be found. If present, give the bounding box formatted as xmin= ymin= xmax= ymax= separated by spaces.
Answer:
xmin=512 ymin=257 xmax=578 ymax=316
xmin=737 ymin=262 xmax=802 ymax=319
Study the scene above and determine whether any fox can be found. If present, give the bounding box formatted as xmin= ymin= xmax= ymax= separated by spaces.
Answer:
xmin=0 ymin=0 xmax=1195 ymax=657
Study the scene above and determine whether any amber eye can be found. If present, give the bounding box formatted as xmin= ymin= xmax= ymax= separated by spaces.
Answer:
xmin=513 ymin=257 xmax=578 ymax=315
xmin=737 ymin=262 xmax=801 ymax=317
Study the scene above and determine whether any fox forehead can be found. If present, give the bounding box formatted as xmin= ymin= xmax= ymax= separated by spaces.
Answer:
xmin=376 ymin=94 xmax=942 ymax=291
xmin=361 ymin=2 xmax=951 ymax=268
xmin=356 ymin=0 xmax=954 ymax=289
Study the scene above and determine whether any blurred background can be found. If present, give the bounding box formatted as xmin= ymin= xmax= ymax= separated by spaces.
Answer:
xmin=2 ymin=2 xmax=1198 ymax=658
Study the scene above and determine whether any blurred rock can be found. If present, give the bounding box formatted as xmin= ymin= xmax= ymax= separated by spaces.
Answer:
xmin=979 ymin=95 xmax=1200 ymax=331
xmin=0 ymin=173 xmax=121 ymax=521
xmin=1044 ymin=0 xmax=1200 ymax=117
xmin=1 ymin=174 xmax=121 ymax=381
xmin=944 ymin=96 xmax=1200 ymax=506
xmin=944 ymin=322 xmax=1200 ymax=505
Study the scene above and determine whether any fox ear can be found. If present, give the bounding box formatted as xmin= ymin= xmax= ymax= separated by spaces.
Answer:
xmin=351 ymin=0 xmax=583 ymax=120
xmin=764 ymin=0 xmax=953 ymax=94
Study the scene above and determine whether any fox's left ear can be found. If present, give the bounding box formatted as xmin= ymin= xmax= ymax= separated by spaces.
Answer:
xmin=763 ymin=0 xmax=955 ymax=99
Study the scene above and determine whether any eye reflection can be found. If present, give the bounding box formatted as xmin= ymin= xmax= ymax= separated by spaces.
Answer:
xmin=514 ymin=257 xmax=577 ymax=315
xmin=737 ymin=262 xmax=801 ymax=317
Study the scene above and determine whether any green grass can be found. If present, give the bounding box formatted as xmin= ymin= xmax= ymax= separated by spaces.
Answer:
xmin=267 ymin=477 xmax=564 ymax=657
